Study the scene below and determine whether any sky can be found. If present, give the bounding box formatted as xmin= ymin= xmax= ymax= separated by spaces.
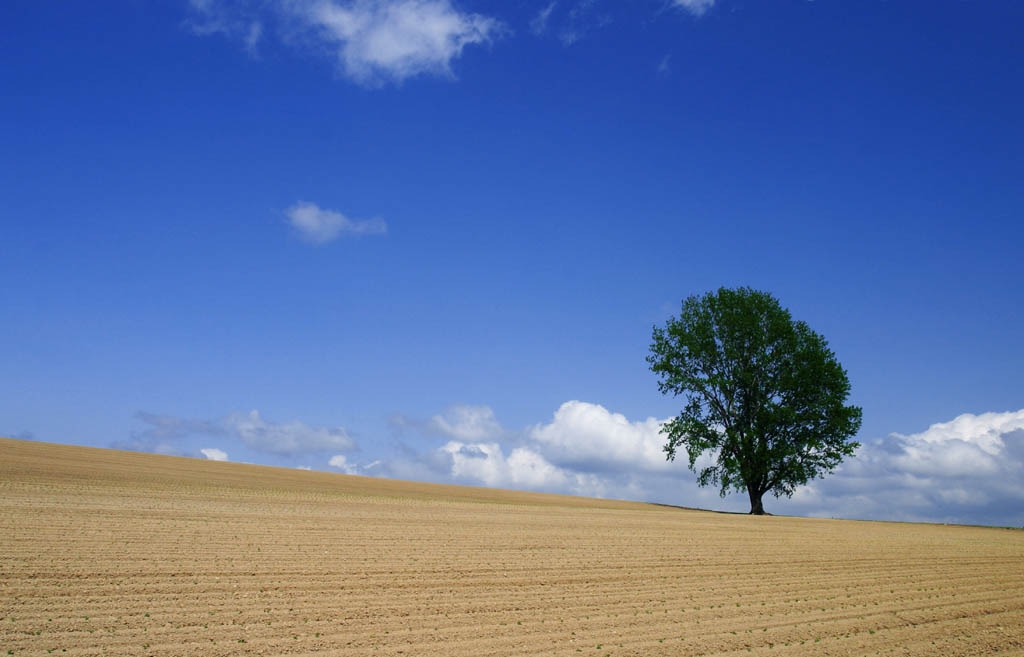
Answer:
xmin=2 ymin=0 xmax=1022 ymax=527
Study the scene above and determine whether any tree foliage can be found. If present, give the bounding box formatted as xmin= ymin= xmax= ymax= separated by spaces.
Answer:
xmin=648 ymin=287 xmax=862 ymax=515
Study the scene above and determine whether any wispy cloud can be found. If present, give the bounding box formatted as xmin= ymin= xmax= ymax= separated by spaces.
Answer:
xmin=391 ymin=404 xmax=506 ymax=442
xmin=672 ymin=0 xmax=715 ymax=17
xmin=113 ymin=413 xmax=224 ymax=456
xmin=557 ymin=0 xmax=611 ymax=47
xmin=429 ymin=404 xmax=504 ymax=441
xmin=188 ymin=0 xmax=503 ymax=85
xmin=187 ymin=0 xmax=264 ymax=53
xmin=287 ymin=201 xmax=387 ymax=244
xmin=224 ymin=410 xmax=355 ymax=453
xmin=125 ymin=409 xmax=356 ymax=456
xmin=657 ymin=54 xmax=671 ymax=76
xmin=243 ymin=21 xmax=263 ymax=53
xmin=131 ymin=412 xmax=224 ymax=441
xmin=530 ymin=1 xmax=557 ymax=36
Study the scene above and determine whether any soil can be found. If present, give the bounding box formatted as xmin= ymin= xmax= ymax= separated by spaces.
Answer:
xmin=1 ymin=437 xmax=1022 ymax=656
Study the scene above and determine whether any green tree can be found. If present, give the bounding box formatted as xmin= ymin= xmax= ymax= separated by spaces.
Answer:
xmin=648 ymin=287 xmax=862 ymax=515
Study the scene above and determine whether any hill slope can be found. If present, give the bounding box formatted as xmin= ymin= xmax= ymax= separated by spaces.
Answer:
xmin=2 ymin=437 xmax=1022 ymax=656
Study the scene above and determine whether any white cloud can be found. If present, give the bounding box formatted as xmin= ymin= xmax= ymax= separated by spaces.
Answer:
xmin=416 ymin=401 xmax=685 ymax=500
xmin=309 ymin=0 xmax=501 ymax=84
xmin=188 ymin=0 xmax=502 ymax=85
xmin=442 ymin=441 xmax=508 ymax=487
xmin=439 ymin=440 xmax=605 ymax=496
xmin=530 ymin=2 xmax=557 ymax=35
xmin=895 ymin=409 xmax=1022 ymax=456
xmin=225 ymin=410 xmax=355 ymax=454
xmin=777 ymin=409 xmax=1024 ymax=526
xmin=200 ymin=447 xmax=229 ymax=461
xmin=529 ymin=401 xmax=674 ymax=472
xmin=329 ymin=453 xmax=382 ymax=475
xmin=672 ymin=0 xmax=715 ymax=16
xmin=128 ymin=409 xmax=356 ymax=456
xmin=430 ymin=404 xmax=504 ymax=440
xmin=286 ymin=201 xmax=387 ymax=244
xmin=133 ymin=400 xmax=1024 ymax=527
xmin=328 ymin=453 xmax=359 ymax=473
xmin=392 ymin=403 xmax=1024 ymax=527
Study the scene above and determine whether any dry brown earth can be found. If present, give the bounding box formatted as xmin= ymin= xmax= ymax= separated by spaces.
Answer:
xmin=2 ymin=437 xmax=1022 ymax=657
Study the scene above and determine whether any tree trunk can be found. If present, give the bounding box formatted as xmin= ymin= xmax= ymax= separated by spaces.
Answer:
xmin=748 ymin=487 xmax=766 ymax=515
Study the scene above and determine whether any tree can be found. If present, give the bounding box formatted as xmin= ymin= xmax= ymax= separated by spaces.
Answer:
xmin=648 ymin=287 xmax=862 ymax=515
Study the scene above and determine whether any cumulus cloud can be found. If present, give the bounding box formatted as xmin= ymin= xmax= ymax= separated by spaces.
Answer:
xmin=388 ymin=401 xmax=696 ymax=501
xmin=200 ymin=447 xmax=229 ymax=461
xmin=388 ymin=402 xmax=1024 ymax=526
xmin=309 ymin=0 xmax=501 ymax=83
xmin=287 ymin=201 xmax=387 ymax=244
xmin=529 ymin=401 xmax=675 ymax=472
xmin=187 ymin=0 xmax=502 ymax=85
xmin=440 ymin=440 xmax=606 ymax=496
xmin=895 ymin=410 xmax=1021 ymax=456
xmin=126 ymin=399 xmax=1024 ymax=526
xmin=777 ymin=409 xmax=1024 ymax=527
xmin=672 ymin=0 xmax=715 ymax=16
xmin=126 ymin=409 xmax=356 ymax=456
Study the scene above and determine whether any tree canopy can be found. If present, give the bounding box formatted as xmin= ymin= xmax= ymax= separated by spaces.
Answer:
xmin=648 ymin=287 xmax=862 ymax=515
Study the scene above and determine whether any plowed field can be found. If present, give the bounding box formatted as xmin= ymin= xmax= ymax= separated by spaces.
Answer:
xmin=2 ymin=438 xmax=1022 ymax=656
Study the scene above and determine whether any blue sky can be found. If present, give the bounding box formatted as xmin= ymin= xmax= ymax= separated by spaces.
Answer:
xmin=2 ymin=0 xmax=1022 ymax=526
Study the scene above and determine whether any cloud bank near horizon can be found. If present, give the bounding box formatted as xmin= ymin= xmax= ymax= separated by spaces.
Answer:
xmin=114 ymin=401 xmax=1024 ymax=527
xmin=781 ymin=409 xmax=1024 ymax=526
xmin=363 ymin=404 xmax=1024 ymax=527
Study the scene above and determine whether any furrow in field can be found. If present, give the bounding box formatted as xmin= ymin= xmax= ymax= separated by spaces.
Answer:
xmin=1 ymin=439 xmax=1021 ymax=657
